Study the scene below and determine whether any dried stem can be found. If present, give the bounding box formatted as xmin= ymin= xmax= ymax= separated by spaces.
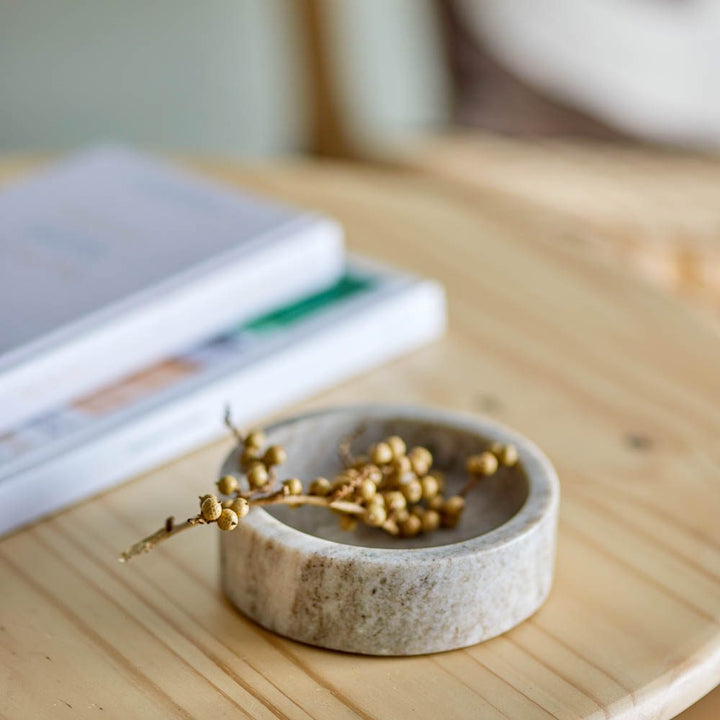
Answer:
xmin=119 ymin=516 xmax=207 ymax=562
xmin=251 ymin=493 xmax=365 ymax=515
xmin=223 ymin=406 xmax=244 ymax=444
xmin=459 ymin=476 xmax=479 ymax=497
xmin=118 ymin=495 xmax=367 ymax=562
xmin=381 ymin=518 xmax=399 ymax=536
xmin=331 ymin=466 xmax=373 ymax=502
xmin=460 ymin=467 xmax=506 ymax=497
xmin=338 ymin=424 xmax=366 ymax=468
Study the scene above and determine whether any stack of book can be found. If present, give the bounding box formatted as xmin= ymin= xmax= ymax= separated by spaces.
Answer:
xmin=0 ymin=147 xmax=446 ymax=535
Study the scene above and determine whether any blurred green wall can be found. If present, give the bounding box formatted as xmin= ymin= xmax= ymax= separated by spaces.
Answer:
xmin=0 ymin=0 xmax=449 ymax=156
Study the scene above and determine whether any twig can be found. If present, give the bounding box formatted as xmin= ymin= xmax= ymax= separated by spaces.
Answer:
xmin=460 ymin=464 xmax=509 ymax=497
xmin=119 ymin=516 xmax=206 ymax=562
xmin=118 ymin=496 xmax=367 ymax=563
xmin=251 ymin=493 xmax=364 ymax=515
xmin=381 ymin=518 xmax=399 ymax=536
xmin=223 ymin=406 xmax=244 ymax=444
xmin=338 ymin=424 xmax=366 ymax=468
xmin=459 ymin=477 xmax=479 ymax=497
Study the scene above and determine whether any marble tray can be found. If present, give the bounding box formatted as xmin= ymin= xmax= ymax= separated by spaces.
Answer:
xmin=219 ymin=406 xmax=559 ymax=655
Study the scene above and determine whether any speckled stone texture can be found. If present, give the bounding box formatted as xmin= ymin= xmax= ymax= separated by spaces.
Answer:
xmin=220 ymin=406 xmax=559 ymax=655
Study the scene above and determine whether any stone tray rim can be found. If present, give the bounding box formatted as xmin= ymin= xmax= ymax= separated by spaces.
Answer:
xmin=225 ymin=404 xmax=559 ymax=561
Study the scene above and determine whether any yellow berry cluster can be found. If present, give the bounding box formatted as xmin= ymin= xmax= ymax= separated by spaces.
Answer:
xmin=199 ymin=428 xmax=289 ymax=532
xmin=118 ymin=411 xmax=521 ymax=562
xmin=305 ymin=435 xmax=453 ymax=537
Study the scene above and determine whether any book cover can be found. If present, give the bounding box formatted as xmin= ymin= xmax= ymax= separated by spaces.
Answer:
xmin=0 ymin=146 xmax=344 ymax=431
xmin=0 ymin=259 xmax=446 ymax=535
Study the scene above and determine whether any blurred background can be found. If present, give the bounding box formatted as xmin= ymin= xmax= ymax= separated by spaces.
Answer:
xmin=1 ymin=4 xmax=719 ymax=717
xmin=7 ymin=0 xmax=716 ymax=319
xmin=3 ymin=0 xmax=720 ymax=157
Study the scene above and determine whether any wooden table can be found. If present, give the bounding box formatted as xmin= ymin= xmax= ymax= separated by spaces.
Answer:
xmin=403 ymin=133 xmax=720 ymax=321
xmin=1 ymin=151 xmax=719 ymax=719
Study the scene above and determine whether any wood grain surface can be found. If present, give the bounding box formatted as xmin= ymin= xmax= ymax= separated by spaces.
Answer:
xmin=1 ymin=154 xmax=719 ymax=719
xmin=404 ymin=133 xmax=720 ymax=321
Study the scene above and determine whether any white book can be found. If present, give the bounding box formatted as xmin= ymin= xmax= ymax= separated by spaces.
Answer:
xmin=0 ymin=146 xmax=344 ymax=432
xmin=0 ymin=259 xmax=446 ymax=536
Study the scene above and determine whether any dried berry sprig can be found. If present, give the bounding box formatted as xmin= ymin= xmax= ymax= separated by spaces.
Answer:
xmin=118 ymin=411 xmax=519 ymax=562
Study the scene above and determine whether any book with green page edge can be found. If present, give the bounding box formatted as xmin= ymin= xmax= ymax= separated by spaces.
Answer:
xmin=0 ymin=260 xmax=446 ymax=536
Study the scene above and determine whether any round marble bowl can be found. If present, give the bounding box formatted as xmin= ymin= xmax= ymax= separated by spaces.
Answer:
xmin=219 ymin=406 xmax=559 ymax=656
